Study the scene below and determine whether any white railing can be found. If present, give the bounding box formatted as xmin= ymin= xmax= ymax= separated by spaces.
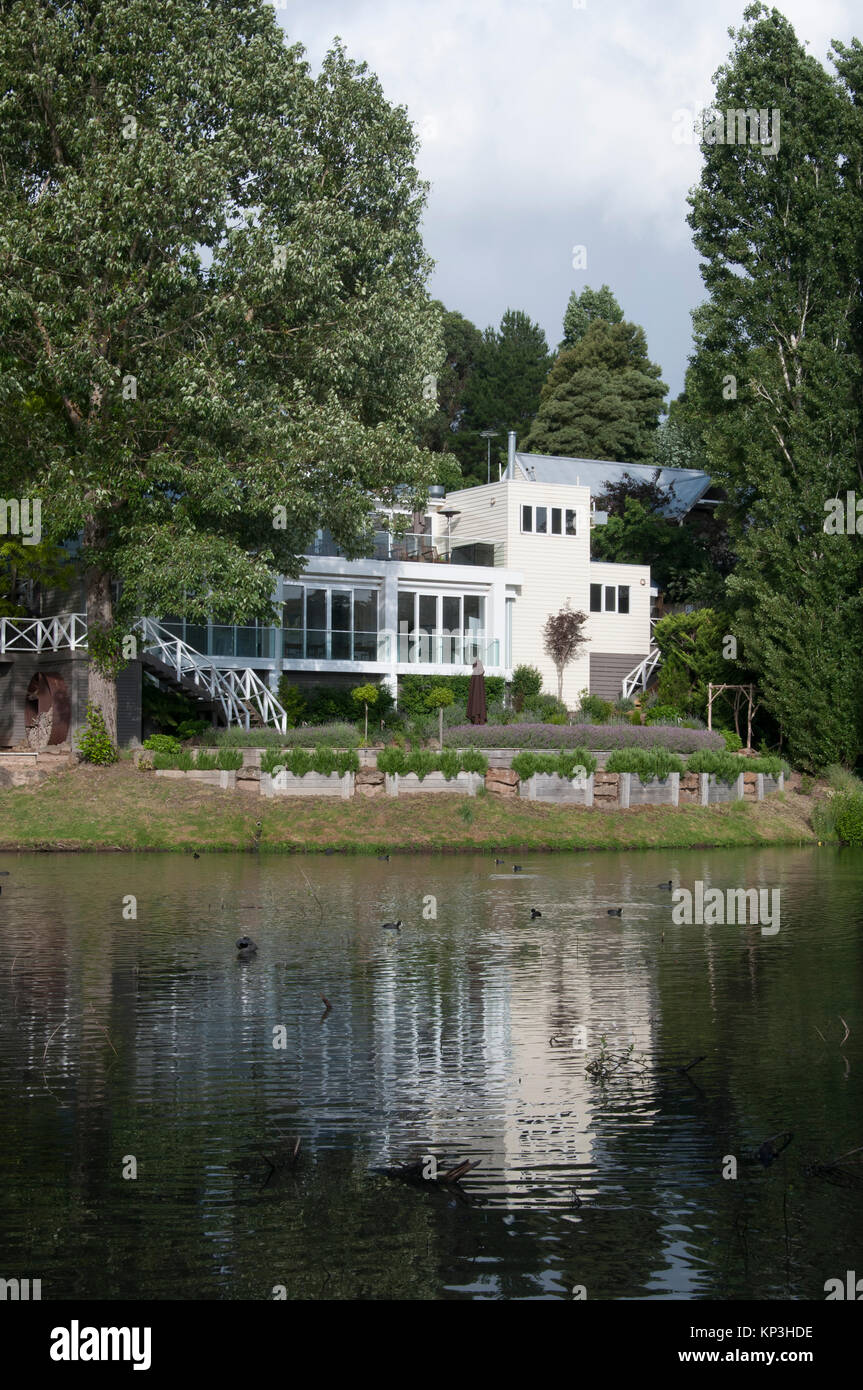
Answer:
xmin=0 ymin=613 xmax=88 ymax=653
xmin=134 ymin=618 xmax=287 ymax=732
xmin=0 ymin=612 xmax=287 ymax=732
xmin=622 ymin=648 xmax=662 ymax=699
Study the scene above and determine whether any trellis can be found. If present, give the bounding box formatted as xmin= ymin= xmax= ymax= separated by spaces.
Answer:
xmin=707 ymin=683 xmax=758 ymax=750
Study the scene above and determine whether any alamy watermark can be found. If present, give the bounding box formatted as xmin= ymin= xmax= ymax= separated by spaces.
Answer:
xmin=0 ymin=497 xmax=41 ymax=545
xmin=672 ymin=105 xmax=781 ymax=156
xmin=672 ymin=881 xmax=779 ymax=935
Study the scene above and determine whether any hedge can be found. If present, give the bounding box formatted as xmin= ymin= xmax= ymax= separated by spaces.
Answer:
xmin=398 ymin=673 xmax=505 ymax=715
xmin=443 ymin=722 xmax=725 ymax=752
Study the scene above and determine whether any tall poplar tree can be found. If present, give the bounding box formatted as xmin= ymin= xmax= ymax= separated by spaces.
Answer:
xmin=685 ymin=3 xmax=863 ymax=768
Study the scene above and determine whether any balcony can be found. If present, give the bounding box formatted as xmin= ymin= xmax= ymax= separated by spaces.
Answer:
xmin=158 ymin=622 xmax=500 ymax=668
xmin=305 ymin=530 xmax=501 ymax=567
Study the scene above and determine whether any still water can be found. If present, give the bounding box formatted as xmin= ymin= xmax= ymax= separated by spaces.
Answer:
xmin=0 ymin=845 xmax=861 ymax=1301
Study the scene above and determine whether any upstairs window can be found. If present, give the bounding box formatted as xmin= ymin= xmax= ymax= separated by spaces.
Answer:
xmin=522 ymin=504 xmax=579 ymax=536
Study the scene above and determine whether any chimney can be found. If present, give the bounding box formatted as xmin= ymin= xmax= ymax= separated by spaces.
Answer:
xmin=506 ymin=430 xmax=517 ymax=479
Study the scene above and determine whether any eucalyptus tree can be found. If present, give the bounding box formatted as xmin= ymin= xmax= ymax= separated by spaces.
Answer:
xmin=0 ymin=0 xmax=442 ymax=736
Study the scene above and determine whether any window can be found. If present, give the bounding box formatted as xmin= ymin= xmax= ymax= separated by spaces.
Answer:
xmin=282 ymin=584 xmax=380 ymax=660
xmin=521 ymin=503 xmax=579 ymax=538
xmin=591 ymin=583 xmax=632 ymax=614
xmin=398 ymin=589 xmax=487 ymax=665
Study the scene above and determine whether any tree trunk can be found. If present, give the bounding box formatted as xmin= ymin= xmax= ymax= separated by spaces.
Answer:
xmin=85 ymin=555 xmax=118 ymax=745
xmin=557 ymin=666 xmax=564 ymax=704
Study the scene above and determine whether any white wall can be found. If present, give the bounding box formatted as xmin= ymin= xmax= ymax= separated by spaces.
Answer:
xmin=442 ymin=481 xmax=651 ymax=706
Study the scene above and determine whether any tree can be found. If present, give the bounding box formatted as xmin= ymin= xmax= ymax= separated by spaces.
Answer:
xmin=420 ymin=305 xmax=483 ymax=454
xmin=0 ymin=1 xmax=443 ymax=740
xmin=542 ymin=605 xmax=587 ymax=704
xmin=0 ymin=537 xmax=72 ymax=617
xmin=425 ymin=685 xmax=454 ymax=749
xmin=455 ymin=309 xmax=551 ymax=482
xmin=684 ymin=3 xmax=863 ymax=769
xmin=351 ymin=683 xmax=378 ymax=746
xmin=562 ymin=284 xmax=623 ymax=349
xmin=524 ymin=320 xmax=666 ymax=461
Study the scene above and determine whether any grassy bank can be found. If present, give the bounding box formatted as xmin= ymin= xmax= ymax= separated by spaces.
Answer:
xmin=0 ymin=763 xmax=819 ymax=854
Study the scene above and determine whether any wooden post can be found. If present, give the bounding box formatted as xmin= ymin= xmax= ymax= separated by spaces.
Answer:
xmin=746 ymin=685 xmax=753 ymax=751
xmin=707 ymin=683 xmax=713 ymax=731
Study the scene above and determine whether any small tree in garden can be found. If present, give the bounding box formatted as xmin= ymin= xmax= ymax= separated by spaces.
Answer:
xmin=543 ymin=605 xmax=588 ymax=705
xmin=77 ymin=701 xmax=118 ymax=766
xmin=425 ymin=686 xmax=454 ymax=750
xmin=351 ymin=684 xmax=378 ymax=745
xmin=511 ymin=664 xmax=543 ymax=712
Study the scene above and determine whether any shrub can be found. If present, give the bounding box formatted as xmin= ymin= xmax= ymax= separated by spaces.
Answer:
xmin=720 ymin=729 xmax=743 ymax=753
xmin=684 ymin=750 xmax=743 ymax=783
xmin=511 ymin=749 xmax=597 ymax=781
xmin=606 ymin=748 xmax=684 ymax=779
xmin=459 ymin=748 xmax=489 ymax=774
xmin=263 ymin=746 xmax=360 ymax=777
xmin=398 ymin=673 xmax=505 ymax=715
xmin=833 ymin=790 xmax=863 ymax=846
xmin=524 ymin=693 xmax=569 ymax=721
xmin=77 ymin=702 xmax=119 ymax=765
xmin=443 ymin=722 xmax=725 ymax=752
xmin=142 ymin=733 xmax=181 ymax=755
xmin=275 ymin=679 xmax=308 ymax=727
xmin=578 ymin=693 xmax=613 ymax=723
xmin=195 ymin=751 xmax=218 ymax=770
xmin=176 ymin=719 xmax=210 ymax=740
xmin=215 ymin=749 xmax=243 ymax=771
xmin=511 ymin=664 xmax=543 ymax=709
xmin=376 ymin=748 xmax=487 ymax=779
xmin=644 ymin=704 xmax=683 ymax=726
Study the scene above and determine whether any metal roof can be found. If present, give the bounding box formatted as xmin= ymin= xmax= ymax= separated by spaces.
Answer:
xmin=513 ymin=452 xmax=712 ymax=518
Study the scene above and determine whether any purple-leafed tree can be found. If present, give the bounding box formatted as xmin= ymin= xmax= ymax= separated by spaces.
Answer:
xmin=542 ymin=604 xmax=588 ymax=705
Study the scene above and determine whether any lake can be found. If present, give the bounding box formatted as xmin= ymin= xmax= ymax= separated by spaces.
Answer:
xmin=0 ymin=844 xmax=861 ymax=1301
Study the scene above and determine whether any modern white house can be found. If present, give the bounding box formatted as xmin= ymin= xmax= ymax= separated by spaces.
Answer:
xmin=0 ymin=435 xmax=712 ymax=746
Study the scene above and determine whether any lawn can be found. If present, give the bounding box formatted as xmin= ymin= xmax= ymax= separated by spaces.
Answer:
xmin=0 ymin=763 xmax=819 ymax=855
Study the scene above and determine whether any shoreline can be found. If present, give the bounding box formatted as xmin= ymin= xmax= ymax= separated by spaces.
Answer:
xmin=0 ymin=763 xmax=819 ymax=855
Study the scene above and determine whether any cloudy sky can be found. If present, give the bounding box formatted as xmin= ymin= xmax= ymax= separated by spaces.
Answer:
xmin=279 ymin=0 xmax=858 ymax=403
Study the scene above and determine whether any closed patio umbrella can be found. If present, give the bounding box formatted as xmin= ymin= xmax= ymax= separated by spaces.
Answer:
xmin=467 ymin=659 xmax=487 ymax=725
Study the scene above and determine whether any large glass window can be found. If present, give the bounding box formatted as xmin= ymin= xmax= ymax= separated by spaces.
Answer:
xmin=566 ymin=508 xmax=578 ymax=536
xmin=605 ymin=586 xmax=616 ymax=613
xmin=551 ymin=507 xmax=562 ymax=535
xmin=591 ymin=583 xmax=631 ymax=614
xmin=354 ymin=588 xmax=378 ymax=660
xmin=590 ymin=584 xmax=602 ymax=613
xmin=305 ymin=588 xmax=327 ymax=658
xmin=330 ymin=590 xmax=351 ymax=660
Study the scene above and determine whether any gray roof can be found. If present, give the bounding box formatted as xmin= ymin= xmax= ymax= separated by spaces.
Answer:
xmin=514 ymin=452 xmax=712 ymax=518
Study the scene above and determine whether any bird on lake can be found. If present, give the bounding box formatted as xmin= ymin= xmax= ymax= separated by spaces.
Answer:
xmin=607 ymin=908 xmax=623 ymax=917
xmin=513 ymin=865 xmax=523 ymax=873
xmin=530 ymin=908 xmax=542 ymax=920
xmin=657 ymin=880 xmax=672 ymax=889
xmin=381 ymin=920 xmax=402 ymax=932
xmin=494 ymin=858 xmax=505 ymax=865
xmin=236 ymin=935 xmax=258 ymax=957
xmin=193 ymin=852 xmax=200 ymax=860
xmin=378 ymin=853 xmax=390 ymax=862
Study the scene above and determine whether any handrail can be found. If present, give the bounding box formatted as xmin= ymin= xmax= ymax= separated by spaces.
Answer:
xmin=621 ymin=648 xmax=662 ymax=699
xmin=0 ymin=613 xmax=287 ymax=732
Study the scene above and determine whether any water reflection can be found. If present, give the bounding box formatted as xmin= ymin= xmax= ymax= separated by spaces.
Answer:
xmin=0 ymin=845 xmax=861 ymax=1299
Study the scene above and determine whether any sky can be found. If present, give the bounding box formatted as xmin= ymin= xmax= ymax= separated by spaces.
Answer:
xmin=278 ymin=0 xmax=858 ymax=405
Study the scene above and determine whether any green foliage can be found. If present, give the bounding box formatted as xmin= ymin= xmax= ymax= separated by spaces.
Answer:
xmin=605 ymin=748 xmax=684 ymax=780
xmin=683 ymin=6 xmax=863 ymax=771
xmin=578 ymin=693 xmax=613 ymax=724
xmin=721 ymin=729 xmax=743 ymax=752
xmin=0 ymin=538 xmax=73 ymax=617
xmin=425 ymin=686 xmax=455 ymax=710
xmin=543 ymin=604 xmax=587 ymax=702
xmin=524 ymin=693 xmax=569 ymax=721
xmin=684 ymin=750 xmax=743 ymax=783
xmin=0 ymin=3 xmax=444 ymax=729
xmin=562 ymin=284 xmax=623 ymax=348
xmin=175 ymin=719 xmax=210 ymax=740
xmin=352 ymin=683 xmax=379 ymax=707
xmin=454 ymin=309 xmax=552 ymax=484
xmin=77 ymin=702 xmax=118 ymax=765
xmin=644 ymin=704 xmax=683 ymax=725
xmin=525 ymin=319 xmax=667 ymax=461
xmin=375 ymin=748 xmax=486 ymax=779
xmin=142 ymin=734 xmax=181 ymax=755
xmin=262 ymin=746 xmax=360 ymax=777
xmin=275 ymin=680 xmax=308 ymax=728
xmin=141 ymin=685 xmax=205 ymax=735
xmin=831 ymin=791 xmax=863 ymax=846
xmin=511 ymin=664 xmax=543 ymax=709
xmin=398 ymin=673 xmax=505 ymax=714
xmin=511 ymin=749 xmax=597 ymax=781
